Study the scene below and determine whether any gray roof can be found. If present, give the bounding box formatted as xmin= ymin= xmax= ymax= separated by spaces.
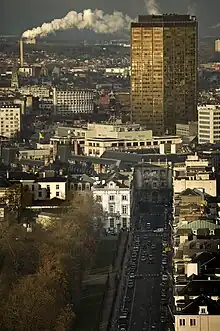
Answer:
xmin=178 ymin=220 xmax=220 ymax=230
xmin=69 ymin=154 xmax=118 ymax=165
xmin=101 ymin=151 xmax=187 ymax=164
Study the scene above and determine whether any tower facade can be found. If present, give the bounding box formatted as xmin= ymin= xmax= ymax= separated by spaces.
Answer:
xmin=131 ymin=14 xmax=198 ymax=135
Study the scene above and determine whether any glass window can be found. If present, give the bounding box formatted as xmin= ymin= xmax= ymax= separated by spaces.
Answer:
xmin=122 ymin=218 xmax=127 ymax=228
xmin=56 ymin=184 xmax=59 ymax=190
xmin=190 ymin=319 xmax=196 ymax=326
xmin=109 ymin=218 xmax=114 ymax=228
xmin=122 ymin=205 xmax=128 ymax=214
xmin=109 ymin=204 xmax=115 ymax=213
xmin=180 ymin=319 xmax=185 ymax=326
xmin=122 ymin=195 xmax=127 ymax=201
xmin=109 ymin=195 xmax=115 ymax=201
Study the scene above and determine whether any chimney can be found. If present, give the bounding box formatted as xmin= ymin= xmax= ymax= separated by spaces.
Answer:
xmin=20 ymin=39 xmax=24 ymax=67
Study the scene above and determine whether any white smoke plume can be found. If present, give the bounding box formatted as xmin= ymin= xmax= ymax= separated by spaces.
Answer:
xmin=22 ymin=9 xmax=133 ymax=39
xmin=145 ymin=0 xmax=161 ymax=15
xmin=188 ymin=1 xmax=196 ymax=16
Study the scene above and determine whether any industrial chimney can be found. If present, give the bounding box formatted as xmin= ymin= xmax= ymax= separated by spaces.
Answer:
xmin=19 ymin=39 xmax=24 ymax=67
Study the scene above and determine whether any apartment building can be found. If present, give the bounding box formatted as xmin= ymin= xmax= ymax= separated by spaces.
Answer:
xmin=0 ymin=105 xmax=21 ymax=138
xmin=173 ymin=154 xmax=216 ymax=196
xmin=53 ymin=88 xmax=94 ymax=115
xmin=198 ymin=105 xmax=220 ymax=144
xmin=175 ymin=295 xmax=220 ymax=331
xmin=19 ymin=85 xmax=51 ymax=99
xmin=91 ymin=174 xmax=131 ymax=233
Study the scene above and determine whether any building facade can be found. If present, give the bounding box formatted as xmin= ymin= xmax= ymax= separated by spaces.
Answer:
xmin=198 ymin=105 xmax=220 ymax=144
xmin=0 ymin=105 xmax=21 ymax=138
xmin=131 ymin=14 xmax=198 ymax=135
xmin=92 ymin=179 xmax=131 ymax=234
xmin=19 ymin=85 xmax=51 ymax=99
xmin=53 ymin=88 xmax=94 ymax=115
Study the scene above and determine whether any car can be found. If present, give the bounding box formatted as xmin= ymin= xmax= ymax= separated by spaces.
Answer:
xmin=146 ymin=223 xmax=151 ymax=230
xmin=127 ymin=281 xmax=135 ymax=288
xmin=129 ymin=273 xmax=135 ymax=279
xmin=162 ymin=274 xmax=168 ymax=281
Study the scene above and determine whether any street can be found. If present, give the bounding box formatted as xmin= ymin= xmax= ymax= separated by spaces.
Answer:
xmin=113 ymin=164 xmax=174 ymax=331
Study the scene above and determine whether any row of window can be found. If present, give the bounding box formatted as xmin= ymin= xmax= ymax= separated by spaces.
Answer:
xmin=179 ymin=318 xmax=196 ymax=326
xmin=96 ymin=195 xmax=128 ymax=202
xmin=109 ymin=217 xmax=128 ymax=228
xmin=31 ymin=184 xmax=60 ymax=191
xmin=109 ymin=204 xmax=128 ymax=215
xmin=38 ymin=191 xmax=60 ymax=198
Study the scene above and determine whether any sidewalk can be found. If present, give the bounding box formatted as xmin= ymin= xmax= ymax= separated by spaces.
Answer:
xmin=99 ymin=232 xmax=128 ymax=331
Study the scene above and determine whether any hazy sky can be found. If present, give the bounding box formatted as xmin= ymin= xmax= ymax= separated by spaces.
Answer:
xmin=1 ymin=0 xmax=220 ymax=37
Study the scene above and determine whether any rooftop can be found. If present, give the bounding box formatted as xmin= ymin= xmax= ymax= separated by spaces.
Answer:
xmin=179 ymin=295 xmax=220 ymax=315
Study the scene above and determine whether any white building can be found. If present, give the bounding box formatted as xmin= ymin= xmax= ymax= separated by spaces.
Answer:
xmin=18 ymin=177 xmax=68 ymax=201
xmin=215 ymin=39 xmax=220 ymax=52
xmin=19 ymin=85 xmax=51 ymax=99
xmin=198 ymin=105 xmax=220 ymax=144
xmin=173 ymin=154 xmax=217 ymax=197
xmin=34 ymin=177 xmax=68 ymax=200
xmin=0 ymin=105 xmax=21 ymax=138
xmin=92 ymin=178 xmax=131 ymax=234
xmin=53 ymin=88 xmax=94 ymax=115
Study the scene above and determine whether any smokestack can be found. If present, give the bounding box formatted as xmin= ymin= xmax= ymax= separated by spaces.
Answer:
xmin=20 ymin=39 xmax=24 ymax=67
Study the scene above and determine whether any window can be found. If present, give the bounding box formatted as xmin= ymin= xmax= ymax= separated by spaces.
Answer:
xmin=47 ymin=185 xmax=50 ymax=190
xmin=122 ymin=205 xmax=128 ymax=214
xmin=199 ymin=306 xmax=208 ymax=315
xmin=56 ymin=192 xmax=59 ymax=197
xmin=122 ymin=218 xmax=127 ymax=228
xmin=109 ymin=195 xmax=115 ymax=201
xmin=122 ymin=195 xmax=127 ymax=201
xmin=190 ymin=319 xmax=196 ymax=326
xmin=179 ymin=319 xmax=185 ymax=326
xmin=109 ymin=218 xmax=114 ymax=228
xmin=96 ymin=195 xmax=102 ymax=202
xmin=38 ymin=191 xmax=42 ymax=198
xmin=56 ymin=184 xmax=59 ymax=190
xmin=109 ymin=204 xmax=115 ymax=213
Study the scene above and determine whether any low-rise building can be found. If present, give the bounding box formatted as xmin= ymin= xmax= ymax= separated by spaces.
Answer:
xmin=91 ymin=173 xmax=131 ymax=233
xmin=176 ymin=122 xmax=198 ymax=138
xmin=175 ymin=295 xmax=220 ymax=331
xmin=173 ymin=154 xmax=216 ymax=196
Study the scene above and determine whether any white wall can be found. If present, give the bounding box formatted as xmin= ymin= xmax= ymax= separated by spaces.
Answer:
xmin=173 ymin=179 xmax=217 ymax=197
xmin=92 ymin=180 xmax=130 ymax=232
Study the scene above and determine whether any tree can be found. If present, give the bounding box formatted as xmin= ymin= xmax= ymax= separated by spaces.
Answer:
xmin=0 ymin=191 xmax=103 ymax=330
xmin=0 ymin=184 xmax=32 ymax=222
xmin=0 ymin=273 xmax=75 ymax=331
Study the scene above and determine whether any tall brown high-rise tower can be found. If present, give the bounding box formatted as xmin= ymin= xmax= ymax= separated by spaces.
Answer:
xmin=131 ymin=14 xmax=198 ymax=135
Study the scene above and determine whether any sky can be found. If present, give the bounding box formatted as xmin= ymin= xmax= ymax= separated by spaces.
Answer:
xmin=1 ymin=0 xmax=220 ymax=38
